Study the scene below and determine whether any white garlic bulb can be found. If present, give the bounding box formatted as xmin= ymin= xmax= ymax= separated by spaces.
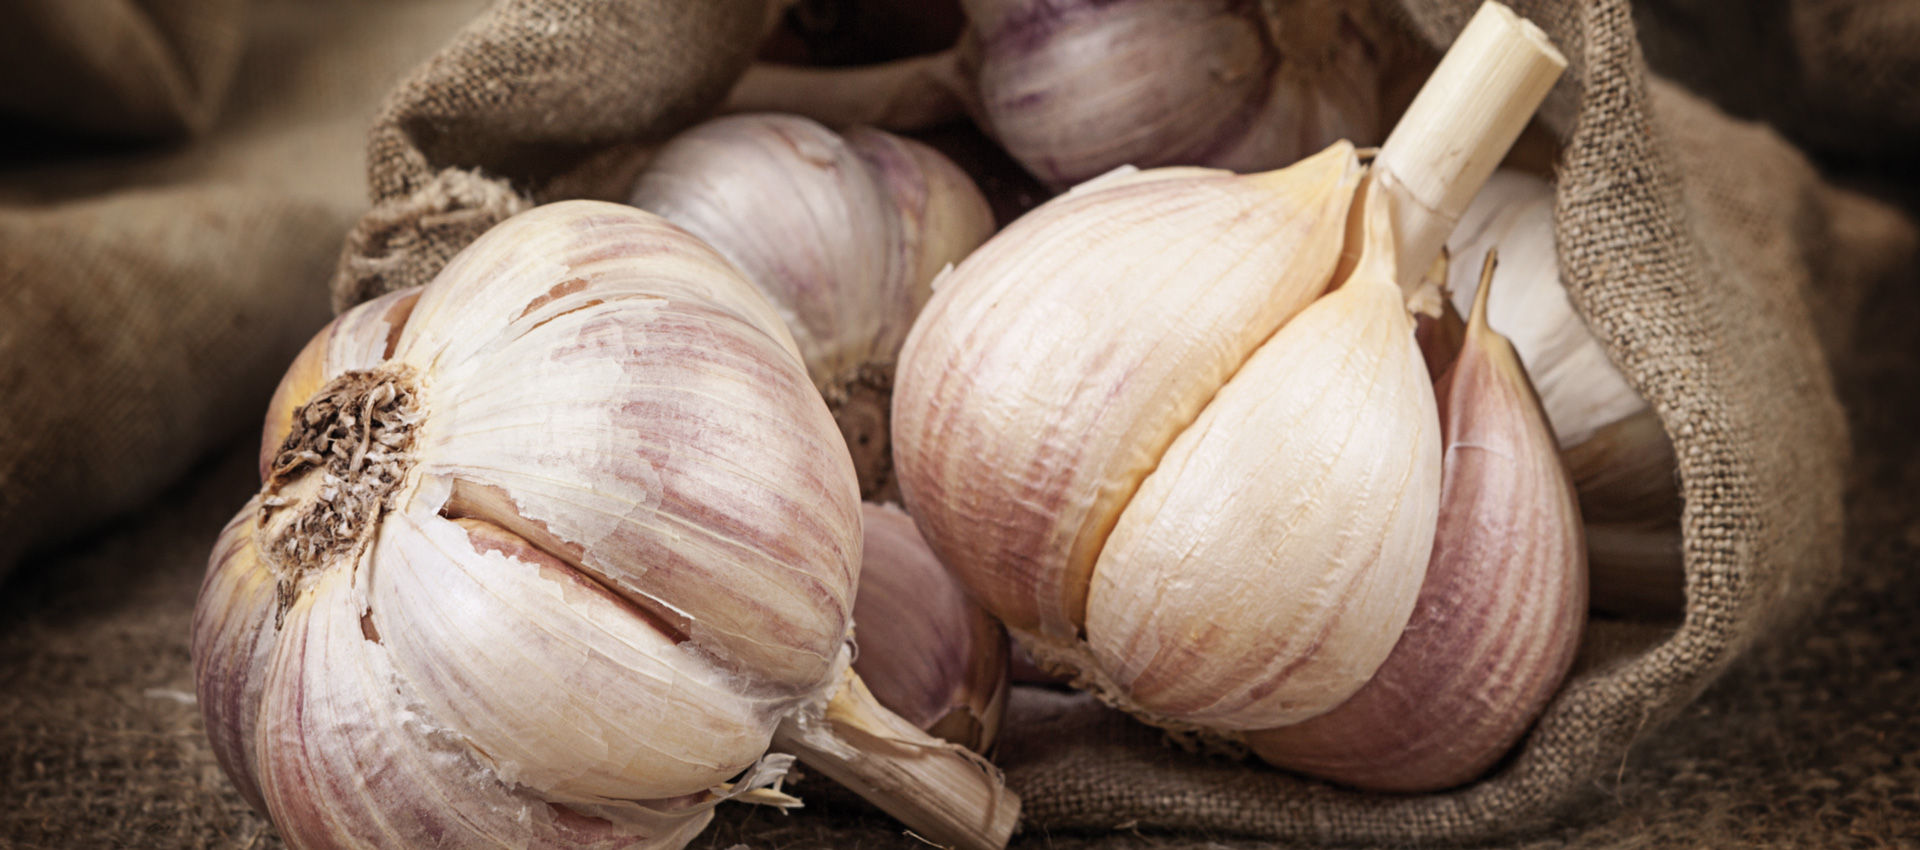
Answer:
xmin=194 ymin=201 xmax=1015 ymax=850
xmin=1446 ymin=170 xmax=1683 ymax=616
xmin=629 ymin=113 xmax=994 ymax=498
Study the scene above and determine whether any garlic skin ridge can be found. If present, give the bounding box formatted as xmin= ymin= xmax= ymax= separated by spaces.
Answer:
xmin=194 ymin=201 xmax=863 ymax=848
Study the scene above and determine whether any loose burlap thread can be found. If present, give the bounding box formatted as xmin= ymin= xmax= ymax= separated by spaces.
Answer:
xmin=290 ymin=0 xmax=1916 ymax=844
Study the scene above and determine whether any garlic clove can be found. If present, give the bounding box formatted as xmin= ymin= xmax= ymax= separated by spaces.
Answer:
xmin=1244 ymin=250 xmax=1587 ymax=790
xmin=853 ymin=502 xmax=1010 ymax=754
xmin=250 ymin=567 xmax=722 ymax=849
xmin=1081 ymin=179 xmax=1442 ymax=730
xmin=366 ymin=509 xmax=785 ymax=801
xmin=1446 ymin=171 xmax=1684 ymax=617
xmin=893 ymin=141 xmax=1362 ymax=639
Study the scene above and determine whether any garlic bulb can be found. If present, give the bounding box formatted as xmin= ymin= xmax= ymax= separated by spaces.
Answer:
xmin=1446 ymin=170 xmax=1683 ymax=616
xmin=194 ymin=201 xmax=1015 ymax=850
xmin=964 ymin=0 xmax=1384 ymax=188
xmin=894 ymin=147 xmax=1443 ymax=733
xmin=725 ymin=0 xmax=1389 ymax=189
xmin=1246 ymin=252 xmax=1587 ymax=790
xmin=855 ymin=502 xmax=1009 ymax=753
xmin=891 ymin=2 xmax=1564 ymax=757
xmin=629 ymin=113 xmax=994 ymax=498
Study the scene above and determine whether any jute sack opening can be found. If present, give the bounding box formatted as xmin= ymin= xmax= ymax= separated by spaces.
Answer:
xmin=326 ymin=0 xmax=1915 ymax=843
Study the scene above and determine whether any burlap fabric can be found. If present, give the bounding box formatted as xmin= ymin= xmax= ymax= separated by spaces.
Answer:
xmin=305 ymin=0 xmax=1917 ymax=844
xmin=0 ymin=0 xmax=247 ymax=142
xmin=0 ymin=0 xmax=494 ymax=581
xmin=1634 ymin=0 xmax=1920 ymax=161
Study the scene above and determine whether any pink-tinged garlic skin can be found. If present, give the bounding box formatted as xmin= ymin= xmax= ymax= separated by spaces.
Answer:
xmin=1084 ymin=188 xmax=1442 ymax=730
xmin=192 ymin=201 xmax=863 ymax=849
xmin=853 ymin=502 xmax=1010 ymax=753
xmin=628 ymin=114 xmax=993 ymax=389
xmin=892 ymin=143 xmax=1361 ymax=640
xmin=1245 ymin=266 xmax=1586 ymax=789
xmin=963 ymin=0 xmax=1381 ymax=188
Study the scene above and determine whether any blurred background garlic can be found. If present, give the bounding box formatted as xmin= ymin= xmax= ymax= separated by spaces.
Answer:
xmin=630 ymin=113 xmax=994 ymax=500
xmin=1445 ymin=169 xmax=1685 ymax=617
xmin=855 ymin=502 xmax=1010 ymax=754
xmin=193 ymin=201 xmax=1016 ymax=850
xmin=1246 ymin=253 xmax=1587 ymax=791
xmin=725 ymin=0 xmax=1394 ymax=189
xmin=891 ymin=3 xmax=1566 ymax=778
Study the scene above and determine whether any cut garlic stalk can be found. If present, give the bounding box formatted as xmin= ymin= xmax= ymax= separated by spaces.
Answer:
xmin=630 ymin=113 xmax=994 ymax=499
xmin=1245 ymin=251 xmax=1587 ymax=790
xmin=193 ymin=201 xmax=1015 ymax=850
xmin=854 ymin=502 xmax=1010 ymax=754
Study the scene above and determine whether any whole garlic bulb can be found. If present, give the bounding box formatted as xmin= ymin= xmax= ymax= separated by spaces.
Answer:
xmin=194 ymin=201 xmax=1014 ymax=850
xmin=854 ymin=502 xmax=1010 ymax=754
xmin=1446 ymin=170 xmax=1684 ymax=616
xmin=724 ymin=0 xmax=1389 ymax=190
xmin=629 ymin=113 xmax=994 ymax=498
xmin=893 ymin=145 xmax=1442 ymax=733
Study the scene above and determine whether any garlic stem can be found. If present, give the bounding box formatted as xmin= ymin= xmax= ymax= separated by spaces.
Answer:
xmin=724 ymin=50 xmax=976 ymax=131
xmin=1372 ymin=1 xmax=1566 ymax=293
xmin=772 ymin=668 xmax=1020 ymax=850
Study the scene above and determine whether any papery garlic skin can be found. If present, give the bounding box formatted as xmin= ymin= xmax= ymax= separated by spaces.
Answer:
xmin=1246 ymin=252 xmax=1586 ymax=789
xmin=193 ymin=201 xmax=863 ymax=849
xmin=894 ymin=143 xmax=1362 ymax=641
xmin=629 ymin=113 xmax=993 ymax=389
xmin=1447 ymin=170 xmax=1683 ymax=616
xmin=963 ymin=0 xmax=1383 ymax=188
xmin=854 ymin=502 xmax=1010 ymax=753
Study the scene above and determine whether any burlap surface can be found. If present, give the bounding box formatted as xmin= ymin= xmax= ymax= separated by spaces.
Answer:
xmin=0 ymin=0 xmax=490 ymax=580
xmin=1633 ymin=0 xmax=1920 ymax=162
xmin=0 ymin=0 xmax=248 ymax=142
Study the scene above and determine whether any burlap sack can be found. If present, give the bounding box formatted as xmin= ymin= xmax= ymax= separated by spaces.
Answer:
xmin=0 ymin=0 xmax=248 ymax=142
xmin=0 ymin=0 xmax=491 ymax=578
xmin=311 ymin=0 xmax=1917 ymax=844
xmin=1634 ymin=0 xmax=1920 ymax=161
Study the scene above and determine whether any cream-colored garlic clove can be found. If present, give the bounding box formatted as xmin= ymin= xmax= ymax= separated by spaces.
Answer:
xmin=1447 ymin=170 xmax=1683 ymax=617
xmin=894 ymin=142 xmax=1363 ymax=642
xmin=854 ymin=502 xmax=1010 ymax=754
xmin=629 ymin=113 xmax=994 ymax=498
xmin=1245 ymin=251 xmax=1587 ymax=790
xmin=963 ymin=0 xmax=1384 ymax=188
xmin=194 ymin=201 xmax=1015 ymax=850
xmin=1080 ymin=179 xmax=1442 ymax=730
